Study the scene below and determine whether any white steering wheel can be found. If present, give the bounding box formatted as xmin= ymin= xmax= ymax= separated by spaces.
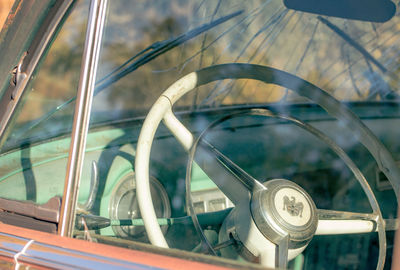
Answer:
xmin=135 ymin=63 xmax=399 ymax=269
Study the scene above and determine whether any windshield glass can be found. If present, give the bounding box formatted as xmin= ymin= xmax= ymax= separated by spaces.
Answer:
xmin=2 ymin=0 xmax=400 ymax=151
xmin=76 ymin=0 xmax=399 ymax=269
xmin=90 ymin=0 xmax=399 ymax=119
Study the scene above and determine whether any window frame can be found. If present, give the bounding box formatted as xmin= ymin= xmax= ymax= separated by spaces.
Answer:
xmin=0 ymin=0 xmax=79 ymax=235
xmin=0 ymin=0 xmax=75 ymax=150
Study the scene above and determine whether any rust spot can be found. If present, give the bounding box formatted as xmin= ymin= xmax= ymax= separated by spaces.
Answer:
xmin=3 ymin=1 xmax=23 ymax=29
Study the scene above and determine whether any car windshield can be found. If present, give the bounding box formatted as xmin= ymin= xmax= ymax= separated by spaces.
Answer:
xmin=2 ymin=0 xmax=400 ymax=151
xmin=0 ymin=0 xmax=399 ymax=269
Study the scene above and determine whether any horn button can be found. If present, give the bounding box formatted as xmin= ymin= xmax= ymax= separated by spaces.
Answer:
xmin=251 ymin=179 xmax=318 ymax=249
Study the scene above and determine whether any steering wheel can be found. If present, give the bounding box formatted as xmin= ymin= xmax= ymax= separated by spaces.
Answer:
xmin=135 ymin=64 xmax=400 ymax=269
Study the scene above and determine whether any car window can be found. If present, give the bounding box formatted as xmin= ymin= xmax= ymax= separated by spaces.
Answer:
xmin=70 ymin=0 xmax=399 ymax=269
xmin=0 ymin=0 xmax=88 ymax=205
xmin=0 ymin=0 xmax=398 ymax=269
xmin=88 ymin=0 xmax=400 ymax=120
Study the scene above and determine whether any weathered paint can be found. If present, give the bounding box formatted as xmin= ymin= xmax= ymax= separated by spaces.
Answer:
xmin=0 ymin=223 xmax=237 ymax=270
xmin=0 ymin=0 xmax=57 ymax=99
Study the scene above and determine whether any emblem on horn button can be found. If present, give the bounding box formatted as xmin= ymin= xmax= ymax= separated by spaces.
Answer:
xmin=251 ymin=179 xmax=318 ymax=249
xmin=274 ymin=187 xmax=311 ymax=227
xmin=283 ymin=195 xmax=304 ymax=217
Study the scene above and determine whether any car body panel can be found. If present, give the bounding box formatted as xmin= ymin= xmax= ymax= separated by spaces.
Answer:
xmin=0 ymin=223 xmax=235 ymax=269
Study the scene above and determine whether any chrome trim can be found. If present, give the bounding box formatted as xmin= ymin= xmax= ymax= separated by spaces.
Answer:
xmin=59 ymin=0 xmax=108 ymax=237
xmin=0 ymin=232 xmax=149 ymax=269
xmin=0 ymin=232 xmax=27 ymax=255
xmin=14 ymin=239 xmax=35 ymax=268
xmin=251 ymin=179 xmax=318 ymax=249
xmin=0 ymin=224 xmax=277 ymax=269
xmin=317 ymin=209 xmax=378 ymax=221
xmin=79 ymin=160 xmax=99 ymax=211
xmin=21 ymin=241 xmax=147 ymax=269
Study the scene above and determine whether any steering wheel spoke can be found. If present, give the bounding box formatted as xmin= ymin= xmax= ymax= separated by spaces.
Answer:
xmin=135 ymin=64 xmax=398 ymax=269
xmin=163 ymin=108 xmax=194 ymax=151
xmin=192 ymin=140 xmax=261 ymax=204
xmin=163 ymin=105 xmax=264 ymax=204
xmin=316 ymin=209 xmax=397 ymax=235
xmin=276 ymin=235 xmax=289 ymax=269
xmin=316 ymin=209 xmax=378 ymax=235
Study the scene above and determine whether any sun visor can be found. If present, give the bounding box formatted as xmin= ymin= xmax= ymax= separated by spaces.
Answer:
xmin=283 ymin=0 xmax=396 ymax=22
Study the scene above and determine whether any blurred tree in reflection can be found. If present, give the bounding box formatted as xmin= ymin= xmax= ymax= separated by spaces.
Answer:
xmin=18 ymin=2 xmax=88 ymax=123
xmin=16 ymin=0 xmax=400 ymax=125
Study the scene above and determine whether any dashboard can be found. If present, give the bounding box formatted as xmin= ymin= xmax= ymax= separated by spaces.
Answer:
xmin=0 ymin=102 xmax=398 ymax=269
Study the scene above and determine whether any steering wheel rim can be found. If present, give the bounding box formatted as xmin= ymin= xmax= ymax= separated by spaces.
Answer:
xmin=185 ymin=108 xmax=385 ymax=267
xmin=135 ymin=63 xmax=399 ymax=268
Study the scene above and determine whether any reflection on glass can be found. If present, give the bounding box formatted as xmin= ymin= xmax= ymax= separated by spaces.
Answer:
xmin=77 ymin=1 xmax=399 ymax=268
xmin=0 ymin=1 xmax=88 ymax=206
xmin=0 ymin=0 xmax=397 ymax=268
